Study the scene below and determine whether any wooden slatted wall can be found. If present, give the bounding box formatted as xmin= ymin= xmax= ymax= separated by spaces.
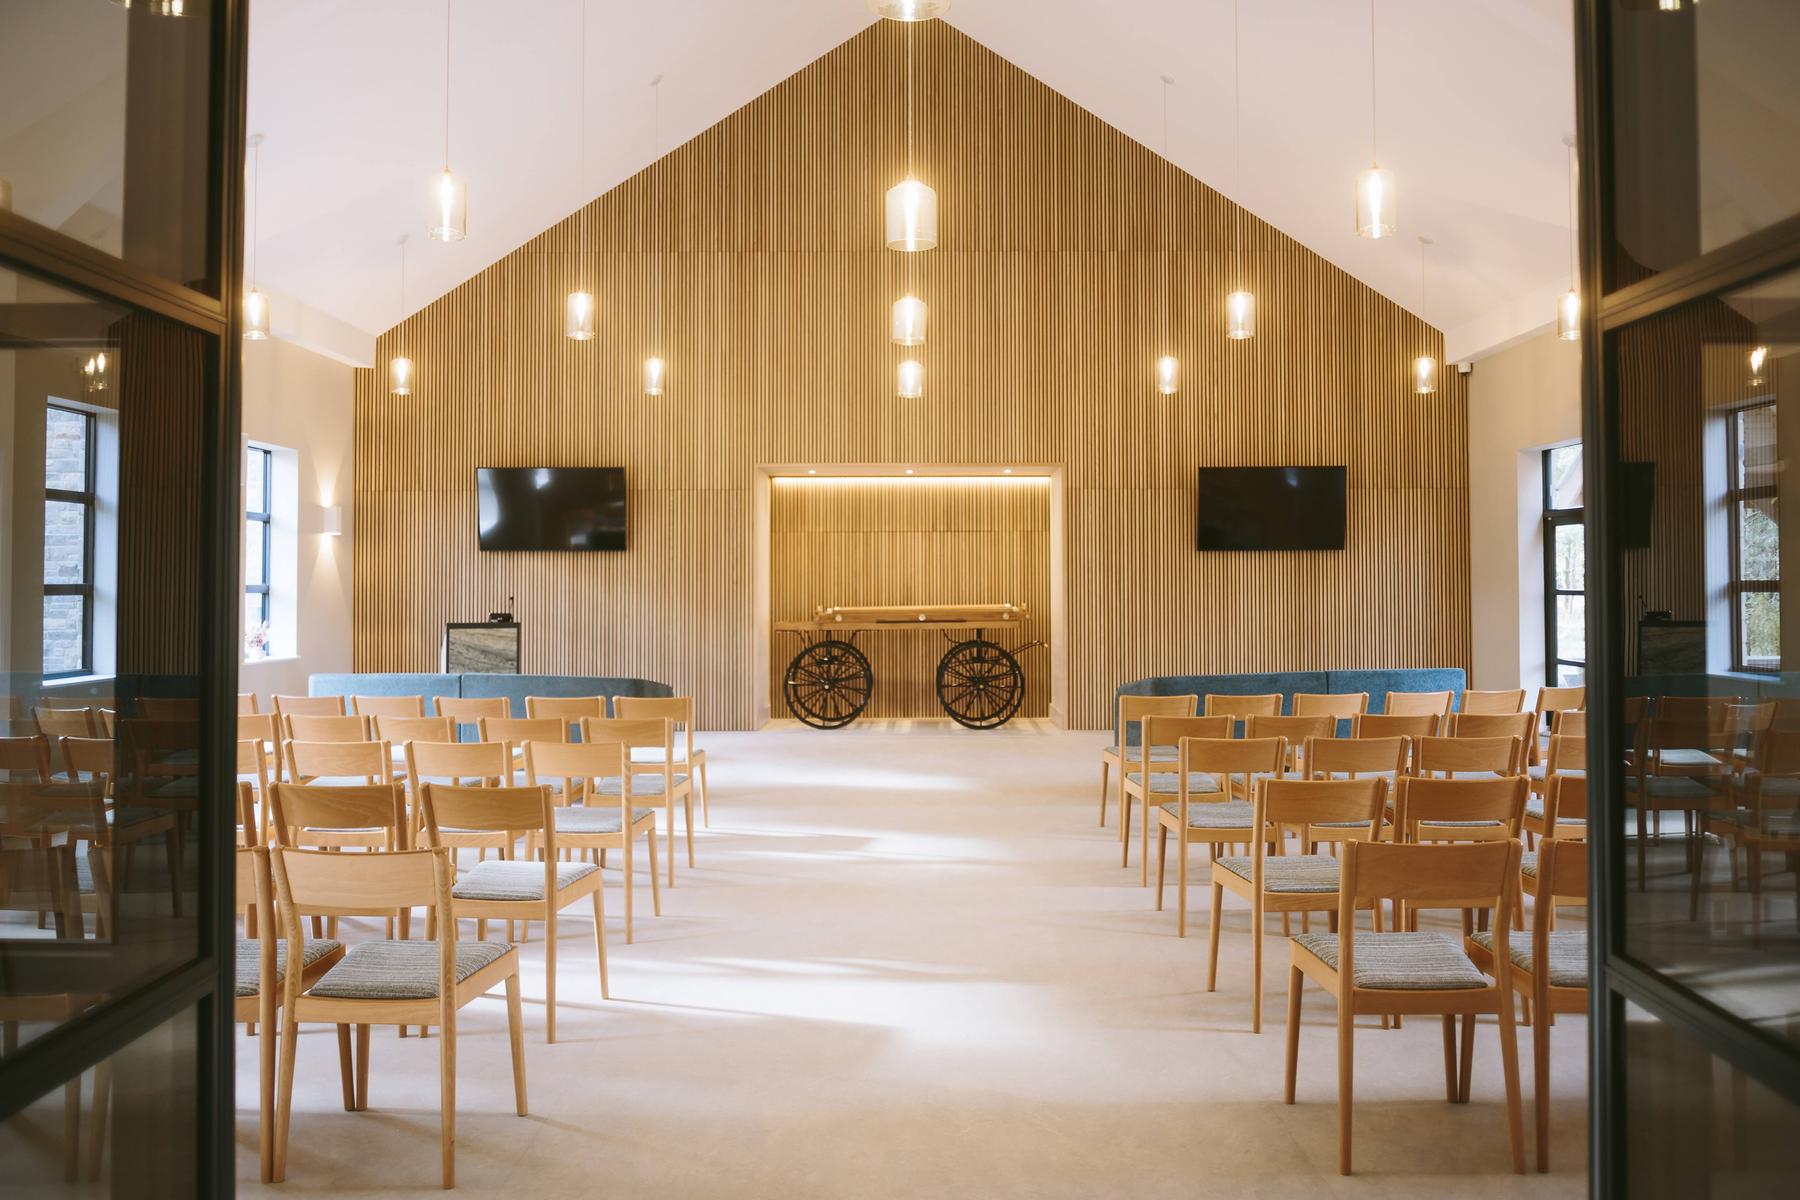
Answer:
xmin=353 ymin=19 xmax=1471 ymax=730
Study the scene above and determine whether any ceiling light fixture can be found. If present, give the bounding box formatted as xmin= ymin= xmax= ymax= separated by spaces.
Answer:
xmin=390 ymin=235 xmax=414 ymax=395
xmin=429 ymin=0 xmax=468 ymax=241
xmin=1413 ymin=235 xmax=1437 ymax=395
xmin=897 ymin=359 xmax=924 ymax=399
xmin=1558 ymin=134 xmax=1580 ymax=341
xmin=645 ymin=74 xmax=666 ymax=395
xmin=885 ymin=20 xmax=937 ymax=252
xmin=244 ymin=132 xmax=270 ymax=340
xmin=1749 ymin=344 xmax=1769 ymax=388
xmin=566 ymin=0 xmax=596 ymax=341
xmin=1355 ymin=0 xmax=1395 ymax=239
xmin=1225 ymin=0 xmax=1254 ymax=341
xmin=82 ymin=353 xmax=109 ymax=395
xmin=868 ymin=0 xmax=950 ymax=19
xmin=1155 ymin=73 xmax=1179 ymax=394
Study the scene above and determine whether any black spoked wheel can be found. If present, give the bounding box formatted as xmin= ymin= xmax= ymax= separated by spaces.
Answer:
xmin=935 ymin=639 xmax=1024 ymax=730
xmin=784 ymin=640 xmax=874 ymax=730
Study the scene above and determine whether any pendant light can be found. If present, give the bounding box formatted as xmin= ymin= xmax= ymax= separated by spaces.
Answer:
xmin=897 ymin=358 xmax=924 ymax=398
xmin=1557 ymin=134 xmax=1580 ymax=340
xmin=565 ymin=0 xmax=596 ymax=341
xmin=113 ymin=0 xmax=191 ymax=14
xmin=1154 ymin=74 xmax=1179 ymax=395
xmin=644 ymin=75 xmax=665 ymax=396
xmin=82 ymin=353 xmax=109 ymax=395
xmin=243 ymin=132 xmax=270 ymax=340
xmin=891 ymin=295 xmax=926 ymax=346
xmin=390 ymin=235 xmax=414 ymax=396
xmin=868 ymin=0 xmax=950 ymax=19
xmin=429 ymin=1 xmax=468 ymax=241
xmin=1355 ymin=0 xmax=1395 ymax=239
xmin=884 ymin=21 xmax=937 ymax=252
xmin=1225 ymin=0 xmax=1254 ymax=340
xmin=1412 ymin=235 xmax=1437 ymax=395
xmin=1749 ymin=345 xmax=1769 ymax=388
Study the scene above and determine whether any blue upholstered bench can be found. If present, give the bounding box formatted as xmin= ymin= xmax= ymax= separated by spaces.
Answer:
xmin=1113 ymin=667 xmax=1469 ymax=741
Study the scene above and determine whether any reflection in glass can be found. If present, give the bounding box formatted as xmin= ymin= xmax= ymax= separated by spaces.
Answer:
xmin=1557 ymin=594 xmax=1587 ymax=663
xmin=1555 ymin=523 xmax=1586 ymax=591
xmin=1548 ymin=444 xmax=1583 ymax=508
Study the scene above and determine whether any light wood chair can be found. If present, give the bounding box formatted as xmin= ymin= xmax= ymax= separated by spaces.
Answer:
xmin=525 ymin=696 xmax=606 ymax=742
xmin=373 ymin=717 xmax=455 ymax=779
xmin=1208 ymin=776 xmax=1387 ymax=1031
xmin=1519 ymin=775 xmax=1587 ymax=944
xmin=1123 ymin=715 xmax=1232 ymax=878
xmin=236 ymin=737 xmax=274 ymax=845
xmin=438 ymin=696 xmax=511 ymax=741
xmin=1447 ymin=712 xmax=1537 ymax=751
xmin=1461 ymin=689 xmax=1526 ymax=715
xmin=1529 ymin=685 xmax=1586 ymax=765
xmin=583 ymin=716 xmax=694 ymax=887
xmin=1100 ymin=694 xmax=1198 ymax=828
xmin=1627 ymin=701 xmax=1735 ymax=884
xmin=1204 ymin=693 xmax=1283 ymax=727
xmin=478 ymin=718 xmax=566 ymax=778
xmin=614 ymin=695 xmax=712 ymax=827
xmin=272 ymin=694 xmax=347 ymax=719
xmin=268 ymin=782 xmax=410 ymax=854
xmin=1383 ymin=690 xmax=1454 ymax=718
xmin=1733 ymin=724 xmax=1800 ymax=942
xmin=1413 ymin=734 xmax=1526 ymax=780
xmin=238 ymin=693 xmax=261 ymax=715
xmin=1284 ymin=838 xmax=1526 ymax=1175
xmin=1527 ymin=731 xmax=1587 ymax=817
xmin=1548 ymin=708 xmax=1587 ymax=739
xmin=403 ymin=741 xmax=517 ymax=858
xmin=281 ymin=713 xmax=371 ymax=744
xmin=269 ymin=845 xmax=527 ymax=1187
xmin=1153 ymin=736 xmax=1287 ymax=936
xmin=352 ymin=695 xmax=426 ymax=719
xmin=283 ymin=739 xmax=394 ymax=788
xmin=1 ymin=734 xmax=54 ymax=782
xmin=1395 ymin=774 xmax=1529 ymax=860
xmin=1302 ymin=735 xmax=1409 ymax=845
xmin=43 ymin=761 xmax=163 ymax=937
xmin=524 ymin=739 xmax=662 ymax=942
xmin=33 ymin=705 xmax=99 ymax=740
xmin=1351 ymin=712 xmax=1440 ymax=743
xmin=1465 ymin=837 xmax=1586 ymax=1173
xmin=1247 ymin=714 xmax=1337 ymax=775
xmin=97 ymin=709 xmax=116 ymax=738
xmin=420 ymin=783 xmax=608 ymax=1041
xmin=1293 ymin=692 xmax=1369 ymax=722
xmin=239 ymin=712 xmax=279 ymax=748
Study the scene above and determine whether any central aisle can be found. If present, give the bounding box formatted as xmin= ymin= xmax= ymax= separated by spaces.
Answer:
xmin=242 ymin=724 xmax=1585 ymax=1197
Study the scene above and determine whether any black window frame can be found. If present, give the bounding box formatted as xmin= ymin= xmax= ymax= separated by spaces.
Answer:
xmin=43 ymin=403 xmax=98 ymax=679
xmin=1725 ymin=399 xmax=1778 ymax=673
xmin=244 ymin=443 xmax=272 ymax=649
xmin=1543 ymin=444 xmax=1586 ymax=688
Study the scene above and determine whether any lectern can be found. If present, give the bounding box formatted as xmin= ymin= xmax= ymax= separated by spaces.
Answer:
xmin=443 ymin=622 xmax=521 ymax=674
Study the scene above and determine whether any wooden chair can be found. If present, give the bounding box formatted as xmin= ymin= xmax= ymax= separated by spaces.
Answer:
xmin=1302 ymin=735 xmax=1409 ymax=845
xmin=1123 ymin=715 xmax=1232 ymax=877
xmin=1414 ymin=734 xmax=1525 ymax=780
xmin=1548 ymin=708 xmax=1587 ymax=739
xmin=1719 ymin=723 xmax=1800 ymax=936
xmin=33 ymin=706 xmax=99 ymax=740
xmin=351 ymin=695 xmax=425 ymax=719
xmin=1101 ymin=694 xmax=1197 ymax=833
xmin=1627 ymin=702 xmax=1734 ymax=884
xmin=1447 ymin=712 xmax=1536 ymax=746
xmin=1208 ymin=776 xmax=1387 ymax=1031
xmin=478 ymin=718 xmax=566 ymax=776
xmin=1519 ymin=775 xmax=1587 ymax=941
xmin=239 ymin=693 xmax=261 ymax=715
xmin=1529 ymin=685 xmax=1586 ymax=766
xmin=1395 ymin=774 xmax=1529 ymax=851
xmin=1527 ymin=732 xmax=1587 ymax=818
xmin=1 ymin=734 xmax=54 ymax=782
xmin=525 ymin=696 xmax=606 ymax=742
xmin=524 ymin=739 xmax=662 ymax=942
xmin=1461 ymin=689 xmax=1526 ymax=715
xmin=281 ymin=713 xmax=370 ymax=744
xmin=372 ymin=716 xmax=455 ymax=779
xmin=1204 ymin=693 xmax=1283 ymax=727
xmin=1351 ymin=712 xmax=1440 ymax=744
xmin=272 ymin=694 xmax=346 ymax=719
xmin=97 ymin=709 xmax=116 ymax=738
xmin=419 ymin=783 xmax=607 ymax=1041
xmin=239 ymin=712 xmax=279 ymax=748
xmin=1285 ymin=838 xmax=1526 ymax=1175
xmin=41 ymin=761 xmax=165 ymax=937
xmin=1293 ymin=692 xmax=1369 ymax=722
xmin=1247 ymin=714 xmax=1337 ymax=775
xmin=270 ymin=845 xmax=527 ymax=1187
xmin=1153 ymin=736 xmax=1287 ymax=936
xmin=268 ymin=782 xmax=409 ymax=854
xmin=236 ymin=737 xmax=274 ymax=845
xmin=403 ymin=740 xmax=516 ymax=857
xmin=1383 ymin=690 xmax=1454 ymax=718
xmin=1466 ymin=837 xmax=1586 ymax=1173
xmin=283 ymin=739 xmax=394 ymax=788
xmin=438 ymin=695 xmax=511 ymax=741
xmin=583 ymin=716 xmax=695 ymax=887
xmin=138 ymin=697 xmax=200 ymax=721
xmin=614 ymin=695 xmax=712 ymax=827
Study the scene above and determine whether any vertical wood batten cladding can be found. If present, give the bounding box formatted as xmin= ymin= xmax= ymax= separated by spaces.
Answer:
xmin=354 ymin=20 xmax=1470 ymax=730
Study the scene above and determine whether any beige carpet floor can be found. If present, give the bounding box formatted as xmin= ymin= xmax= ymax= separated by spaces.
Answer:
xmin=238 ymin=723 xmax=1587 ymax=1197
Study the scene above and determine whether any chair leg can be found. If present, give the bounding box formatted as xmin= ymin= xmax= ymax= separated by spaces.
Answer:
xmin=355 ymin=1024 xmax=371 ymax=1111
xmin=274 ymin=1009 xmax=300 ymax=1182
xmin=623 ymin=835 xmax=635 ymax=944
xmin=1177 ymin=835 xmax=1189 ymax=937
xmin=258 ymin=996 xmax=276 ymax=1181
xmin=592 ymin=888 xmax=610 ymax=1000
xmin=1098 ymin=761 xmax=1110 ymax=826
xmin=1205 ymin=882 xmax=1224 ymax=992
xmin=684 ymin=795 xmax=696 ymax=868
xmin=506 ymin=970 xmax=528 ymax=1115
xmin=647 ymin=826 xmax=663 ymax=916
xmin=1154 ymin=825 xmax=1168 ymax=910
xmin=545 ymin=910 xmax=558 ymax=1044
xmin=1534 ymin=996 xmax=1552 ymax=1172
xmin=665 ymin=800 xmax=677 ymax=887
xmin=1284 ymin=967 xmax=1303 ymax=1104
xmin=1251 ymin=898 xmax=1265 ymax=1034
xmin=1499 ymin=992 xmax=1527 ymax=1174
xmin=1336 ymin=996 xmax=1355 ymax=1175
xmin=336 ymin=1024 xmax=355 ymax=1111
xmin=1458 ymin=1013 xmax=1476 ymax=1104
xmin=699 ymin=758 xmax=710 ymax=828
xmin=1441 ymin=1015 xmax=1459 ymax=1102
xmin=1120 ymin=788 xmax=1133 ymax=869
xmin=439 ymin=1012 xmax=457 ymax=1189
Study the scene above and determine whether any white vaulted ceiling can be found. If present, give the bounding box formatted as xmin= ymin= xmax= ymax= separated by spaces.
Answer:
xmin=245 ymin=0 xmax=1575 ymax=363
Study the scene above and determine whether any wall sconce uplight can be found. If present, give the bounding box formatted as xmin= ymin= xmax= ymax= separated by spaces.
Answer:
xmin=320 ymin=505 xmax=343 ymax=536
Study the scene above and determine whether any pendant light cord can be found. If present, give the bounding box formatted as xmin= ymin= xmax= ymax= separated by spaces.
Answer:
xmin=443 ymin=0 xmax=453 ymax=170
xmin=397 ymin=234 xmax=408 ymax=358
xmin=907 ymin=22 xmax=915 ymax=178
xmin=250 ymin=137 xmax=260 ymax=288
xmin=1368 ymin=0 xmax=1378 ymax=165
xmin=1565 ymin=139 xmax=1577 ymax=289
xmin=1162 ymin=74 xmax=1172 ymax=355
xmin=653 ymin=75 xmax=662 ymax=356
xmin=1232 ymin=0 xmax=1242 ymax=288
xmin=577 ymin=0 xmax=586 ymax=284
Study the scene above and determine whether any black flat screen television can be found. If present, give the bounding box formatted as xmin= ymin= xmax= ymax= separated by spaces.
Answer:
xmin=1619 ymin=460 xmax=1654 ymax=549
xmin=1196 ymin=466 xmax=1347 ymax=551
xmin=476 ymin=467 xmax=627 ymax=552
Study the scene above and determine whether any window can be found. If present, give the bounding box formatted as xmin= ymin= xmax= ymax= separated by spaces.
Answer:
xmin=1728 ymin=400 xmax=1779 ymax=672
xmin=43 ymin=405 xmax=97 ymax=677
xmin=1542 ymin=443 xmax=1585 ymax=688
xmin=244 ymin=445 xmax=273 ymax=660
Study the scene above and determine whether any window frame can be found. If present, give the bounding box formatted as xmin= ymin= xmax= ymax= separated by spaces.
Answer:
xmin=244 ymin=444 xmax=273 ymax=657
xmin=43 ymin=403 xmax=98 ymax=679
xmin=1542 ymin=445 xmax=1586 ymax=688
xmin=1727 ymin=399 xmax=1779 ymax=673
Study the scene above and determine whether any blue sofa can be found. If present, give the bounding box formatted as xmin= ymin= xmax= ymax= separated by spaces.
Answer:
xmin=1113 ymin=667 xmax=1468 ymax=740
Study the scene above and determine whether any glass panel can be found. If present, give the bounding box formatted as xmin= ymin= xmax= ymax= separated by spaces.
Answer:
xmin=1558 ymin=593 xmax=1587 ymax=665
xmin=243 ymin=517 xmax=264 ymax=584
xmin=43 ymin=499 xmax=88 ymax=584
xmin=0 ymin=1 xmax=217 ymax=291
xmin=1739 ymin=591 xmax=1780 ymax=669
xmin=44 ymin=408 xmax=89 ymax=489
xmin=245 ymin=446 xmax=267 ymax=509
xmin=1555 ymin=662 xmax=1586 ymax=688
xmin=1736 ymin=405 xmax=1779 ymax=490
xmin=1549 ymin=444 xmax=1584 ymax=508
xmin=243 ymin=592 xmax=268 ymax=660
xmin=1608 ymin=1 xmax=1800 ymax=287
xmin=1556 ymin=522 xmax=1587 ymax=591
xmin=42 ymin=594 xmax=85 ymax=674
xmin=1737 ymin=497 xmax=1779 ymax=581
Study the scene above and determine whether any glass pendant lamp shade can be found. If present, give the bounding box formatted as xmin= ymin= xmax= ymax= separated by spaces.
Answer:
xmin=891 ymin=295 xmax=927 ymax=345
xmin=565 ymin=290 xmax=596 ymax=341
xmin=1750 ymin=345 xmax=1769 ymax=387
xmin=114 ymin=0 xmax=193 ymax=14
xmin=897 ymin=359 xmax=924 ymax=398
xmin=1355 ymin=166 xmax=1395 ymax=239
xmin=430 ymin=170 xmax=467 ymax=242
xmin=1557 ymin=289 xmax=1581 ymax=341
xmin=644 ymin=356 xmax=666 ymax=397
xmin=885 ymin=178 xmax=938 ymax=251
xmin=1226 ymin=290 xmax=1256 ymax=340
xmin=389 ymin=355 xmax=414 ymax=396
xmin=1412 ymin=354 xmax=1437 ymax=395
xmin=868 ymin=0 xmax=950 ymax=20
xmin=82 ymin=353 xmax=109 ymax=395
xmin=1156 ymin=355 xmax=1180 ymax=396
xmin=243 ymin=288 xmax=270 ymax=340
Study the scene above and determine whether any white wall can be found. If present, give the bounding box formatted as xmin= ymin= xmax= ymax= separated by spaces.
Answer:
xmin=238 ymin=336 xmax=354 ymax=702
xmin=1466 ymin=330 xmax=1582 ymax=691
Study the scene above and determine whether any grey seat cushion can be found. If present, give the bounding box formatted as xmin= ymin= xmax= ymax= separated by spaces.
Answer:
xmin=1216 ymin=853 xmax=1340 ymax=893
xmin=1623 ymin=775 xmax=1717 ymax=802
xmin=1469 ymin=929 xmax=1587 ymax=989
xmin=593 ymin=773 xmax=689 ymax=797
xmin=554 ymin=805 xmax=656 ymax=834
xmin=1158 ymin=799 xmax=1257 ymax=830
xmin=1418 ymin=819 xmax=1506 ymax=830
xmin=452 ymin=859 xmax=599 ymax=902
xmin=1524 ymin=800 xmax=1587 ymax=826
xmin=1519 ymin=851 xmax=1539 ymax=878
xmin=1656 ymin=749 xmax=1722 ymax=769
xmin=1105 ymin=743 xmax=1180 ymax=763
xmin=307 ymin=939 xmax=510 ymax=1000
xmin=235 ymin=938 xmax=343 ymax=996
xmin=1144 ymin=771 xmax=1222 ymax=795
xmin=1527 ymin=765 xmax=1587 ymax=781
xmin=1292 ymin=931 xmax=1489 ymax=990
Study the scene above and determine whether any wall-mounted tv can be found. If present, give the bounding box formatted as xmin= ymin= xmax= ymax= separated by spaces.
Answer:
xmin=1196 ymin=466 xmax=1347 ymax=551
xmin=476 ymin=467 xmax=627 ymax=552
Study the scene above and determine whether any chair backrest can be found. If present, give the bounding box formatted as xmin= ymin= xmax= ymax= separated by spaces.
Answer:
xmin=282 ymin=713 xmax=370 ymax=743
xmin=1394 ymin=775 xmax=1529 ymax=840
xmin=236 ymin=844 xmax=267 ymax=911
xmin=1204 ymin=693 xmax=1282 ymax=719
xmin=1383 ymin=690 xmax=1454 ymax=717
xmin=479 ymin=716 xmax=566 ymax=746
xmin=1544 ymin=774 xmax=1588 ymax=832
xmin=582 ymin=715 xmax=674 ymax=757
xmin=238 ymin=712 xmax=279 ymax=746
xmin=1534 ymin=685 xmax=1585 ymax=717
xmin=1656 ymin=694 xmax=1743 ymax=723
xmin=523 ymin=738 xmax=631 ymax=797
xmin=138 ymin=697 xmax=200 ymax=721
xmin=1305 ymin=735 xmax=1408 ymax=780
xmin=1246 ymin=714 xmax=1336 ymax=745
xmin=373 ymin=715 xmax=455 ymax=744
xmin=1544 ymin=733 xmax=1586 ymax=777
xmin=1447 ymin=712 xmax=1536 ymax=743
xmin=1534 ymin=836 xmax=1589 ymax=910
xmin=1461 ymin=688 xmax=1526 ymax=715
xmin=1255 ymin=776 xmax=1387 ymax=846
xmin=526 ymin=695 xmax=606 ymax=740
xmin=238 ymin=693 xmax=260 ymax=715
xmin=1115 ymin=694 xmax=1199 ymax=746
xmin=405 ymin=739 xmax=510 ymax=786
xmin=1176 ymin=736 xmax=1287 ymax=795
xmin=1550 ymin=708 xmax=1588 ymax=738
xmin=98 ymin=709 xmax=117 ymax=738
xmin=271 ymin=845 xmax=449 ymax=925
xmin=273 ymin=694 xmax=347 ymax=718
xmin=1414 ymin=734 xmax=1523 ymax=776
xmin=0 ymin=735 xmax=53 ymax=781
xmin=1338 ymin=838 xmax=1520 ymax=936
xmin=419 ymin=782 xmax=553 ymax=842
xmin=33 ymin=705 xmax=98 ymax=739
xmin=612 ymin=696 xmax=698 ymax=757
xmin=284 ymin=739 xmax=393 ymax=785
xmin=438 ymin=695 xmax=511 ymax=724
xmin=236 ymin=737 xmax=272 ymax=786
xmin=1643 ymin=710 xmax=1733 ymax=758
xmin=352 ymin=694 xmax=426 ymax=719
xmin=1292 ymin=692 xmax=1368 ymax=720
xmin=1140 ymin=715 xmax=1233 ymax=749
xmin=1352 ymin=712 xmax=1440 ymax=739
xmin=269 ymin=783 xmax=409 ymax=848
xmin=60 ymin=737 xmax=114 ymax=786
